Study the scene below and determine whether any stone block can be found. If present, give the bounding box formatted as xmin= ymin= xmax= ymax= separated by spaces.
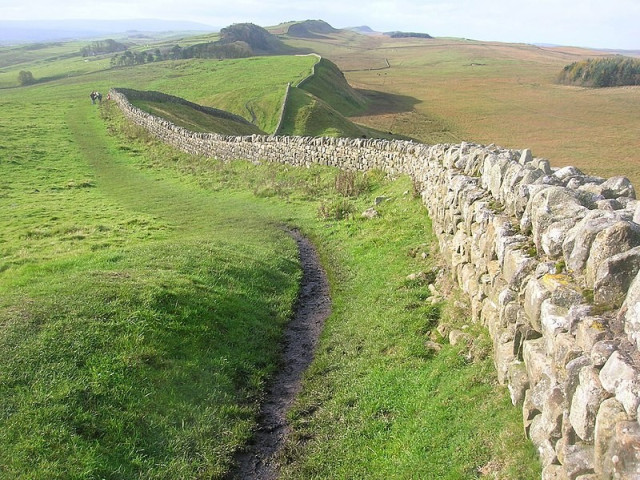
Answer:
xmin=524 ymin=277 xmax=552 ymax=332
xmin=523 ymin=337 xmax=552 ymax=385
xmin=603 ymin=421 xmax=640 ymax=479
xmin=586 ymin=221 xmax=640 ymax=288
xmin=593 ymin=246 xmax=640 ymax=307
xmin=570 ymin=366 xmax=610 ymax=442
xmin=599 ymin=351 xmax=640 ymax=417
xmin=508 ymin=361 xmax=530 ymax=405
xmin=594 ymin=398 xmax=629 ymax=475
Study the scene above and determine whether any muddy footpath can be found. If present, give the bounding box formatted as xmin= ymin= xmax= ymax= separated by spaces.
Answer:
xmin=227 ymin=230 xmax=331 ymax=480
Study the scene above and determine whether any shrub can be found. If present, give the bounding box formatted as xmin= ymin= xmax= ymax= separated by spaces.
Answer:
xmin=318 ymin=199 xmax=356 ymax=220
xmin=334 ymin=170 xmax=370 ymax=197
xmin=557 ymin=56 xmax=640 ymax=88
xmin=18 ymin=70 xmax=35 ymax=86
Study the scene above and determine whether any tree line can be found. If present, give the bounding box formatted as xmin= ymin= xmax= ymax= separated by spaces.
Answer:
xmin=557 ymin=56 xmax=640 ymax=88
xmin=81 ymin=39 xmax=128 ymax=57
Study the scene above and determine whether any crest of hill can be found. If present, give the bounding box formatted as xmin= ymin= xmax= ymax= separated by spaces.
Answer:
xmin=184 ymin=23 xmax=296 ymax=58
xmin=218 ymin=23 xmax=286 ymax=53
xmin=297 ymin=57 xmax=367 ymax=116
xmin=286 ymin=20 xmax=339 ymax=38
xmin=346 ymin=26 xmax=379 ymax=35
xmin=386 ymin=31 xmax=433 ymax=39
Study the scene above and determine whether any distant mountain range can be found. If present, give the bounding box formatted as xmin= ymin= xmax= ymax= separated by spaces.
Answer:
xmin=0 ymin=19 xmax=217 ymax=44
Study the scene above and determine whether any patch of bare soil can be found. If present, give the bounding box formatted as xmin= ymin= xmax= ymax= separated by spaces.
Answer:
xmin=226 ymin=229 xmax=330 ymax=480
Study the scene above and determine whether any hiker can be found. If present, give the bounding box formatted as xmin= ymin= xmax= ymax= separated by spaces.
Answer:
xmin=90 ymin=91 xmax=96 ymax=104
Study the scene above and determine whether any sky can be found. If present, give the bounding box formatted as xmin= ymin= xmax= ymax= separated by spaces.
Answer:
xmin=1 ymin=0 xmax=639 ymax=50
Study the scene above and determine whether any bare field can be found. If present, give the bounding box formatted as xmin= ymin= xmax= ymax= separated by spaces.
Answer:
xmin=289 ymin=34 xmax=640 ymax=185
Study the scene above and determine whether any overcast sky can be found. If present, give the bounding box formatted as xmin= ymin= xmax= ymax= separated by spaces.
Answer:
xmin=2 ymin=0 xmax=638 ymax=50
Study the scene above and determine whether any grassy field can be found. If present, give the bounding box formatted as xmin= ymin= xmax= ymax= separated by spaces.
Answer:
xmin=0 ymin=82 xmax=306 ymax=478
xmin=0 ymin=36 xmax=542 ymax=477
xmin=284 ymin=33 xmax=640 ymax=185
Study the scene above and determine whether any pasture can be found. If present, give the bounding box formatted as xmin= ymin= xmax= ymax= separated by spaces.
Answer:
xmin=6 ymin=25 xmax=634 ymax=477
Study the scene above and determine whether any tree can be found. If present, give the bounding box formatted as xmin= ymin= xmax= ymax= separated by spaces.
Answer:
xmin=18 ymin=70 xmax=35 ymax=86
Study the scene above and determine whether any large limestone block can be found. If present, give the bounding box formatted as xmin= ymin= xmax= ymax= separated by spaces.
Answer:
xmin=570 ymin=366 xmax=610 ymax=442
xmin=597 ymin=176 xmax=636 ymax=200
xmin=561 ymin=444 xmax=595 ymax=480
xmin=524 ymin=186 xmax=588 ymax=252
xmin=562 ymin=212 xmax=619 ymax=273
xmin=553 ymin=333 xmax=582 ymax=381
xmin=586 ymin=221 xmax=640 ymax=288
xmin=542 ymin=218 xmax=582 ymax=259
xmin=502 ymin=243 xmax=537 ymax=290
xmin=482 ymin=153 xmax=510 ymax=199
xmin=508 ymin=361 xmax=530 ymax=405
xmin=623 ymin=271 xmax=640 ymax=349
xmin=599 ymin=351 xmax=640 ymax=417
xmin=542 ymin=464 xmax=568 ymax=480
xmin=530 ymin=414 xmax=560 ymax=466
xmin=594 ymin=398 xmax=629 ymax=475
xmin=603 ymin=421 xmax=640 ymax=479
xmin=523 ymin=338 xmax=553 ymax=385
xmin=495 ymin=340 xmax=516 ymax=385
xmin=524 ymin=277 xmax=552 ymax=332
xmin=541 ymin=299 xmax=570 ymax=337
xmin=594 ymin=246 xmax=640 ymax=307
xmin=575 ymin=317 xmax=609 ymax=354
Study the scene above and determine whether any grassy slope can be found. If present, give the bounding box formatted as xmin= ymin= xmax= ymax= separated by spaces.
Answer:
xmin=279 ymin=87 xmax=370 ymax=137
xmin=141 ymin=56 xmax=317 ymax=133
xmin=130 ymin=99 xmax=265 ymax=135
xmin=0 ymin=44 xmax=317 ymax=134
xmin=297 ymin=57 xmax=368 ymax=116
xmin=0 ymin=83 xmax=301 ymax=478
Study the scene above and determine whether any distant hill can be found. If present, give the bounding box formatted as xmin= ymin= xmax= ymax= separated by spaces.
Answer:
xmin=385 ymin=31 xmax=433 ymax=39
xmin=345 ymin=26 xmax=380 ymax=35
xmin=183 ymin=23 xmax=295 ymax=59
xmin=286 ymin=20 xmax=339 ymax=39
xmin=0 ymin=19 xmax=216 ymax=44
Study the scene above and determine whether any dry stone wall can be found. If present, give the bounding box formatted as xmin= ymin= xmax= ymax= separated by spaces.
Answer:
xmin=111 ymin=88 xmax=640 ymax=479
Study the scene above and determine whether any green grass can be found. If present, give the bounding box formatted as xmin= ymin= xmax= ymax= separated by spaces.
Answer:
xmin=0 ymin=84 xmax=303 ymax=478
xmin=280 ymin=87 xmax=370 ymax=137
xmin=130 ymin=99 xmax=265 ymax=135
xmin=1 ymin=37 xmax=541 ymax=479
xmin=97 ymin=105 xmax=540 ymax=478
xmin=297 ymin=57 xmax=368 ymax=116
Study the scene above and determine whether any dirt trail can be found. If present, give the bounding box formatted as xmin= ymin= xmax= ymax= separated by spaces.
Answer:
xmin=227 ymin=229 xmax=331 ymax=480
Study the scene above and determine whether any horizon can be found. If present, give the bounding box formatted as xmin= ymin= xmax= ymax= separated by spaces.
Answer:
xmin=1 ymin=0 xmax=638 ymax=51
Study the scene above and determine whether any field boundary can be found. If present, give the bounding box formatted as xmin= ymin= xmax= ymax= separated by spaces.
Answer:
xmin=110 ymin=86 xmax=640 ymax=478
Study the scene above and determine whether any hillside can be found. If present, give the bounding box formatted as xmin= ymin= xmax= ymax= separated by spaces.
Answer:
xmin=183 ymin=23 xmax=296 ymax=59
xmin=122 ymin=88 xmax=265 ymax=135
xmin=297 ymin=57 xmax=368 ymax=116
xmin=286 ymin=20 xmax=339 ymax=38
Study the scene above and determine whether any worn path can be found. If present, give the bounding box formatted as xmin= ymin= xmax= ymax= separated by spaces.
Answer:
xmin=228 ymin=229 xmax=331 ymax=480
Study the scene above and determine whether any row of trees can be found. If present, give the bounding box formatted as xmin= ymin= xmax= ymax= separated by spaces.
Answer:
xmin=81 ymin=39 xmax=128 ymax=57
xmin=557 ymin=56 xmax=640 ymax=88
xmin=110 ymin=41 xmax=257 ymax=67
